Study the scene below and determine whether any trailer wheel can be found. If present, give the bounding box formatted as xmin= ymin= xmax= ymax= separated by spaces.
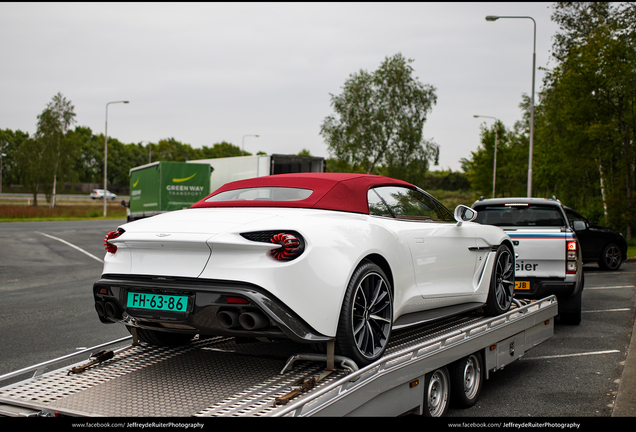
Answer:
xmin=336 ymin=261 xmax=393 ymax=367
xmin=129 ymin=327 xmax=193 ymax=346
xmin=484 ymin=244 xmax=514 ymax=316
xmin=424 ymin=366 xmax=450 ymax=417
xmin=450 ymin=352 xmax=483 ymax=408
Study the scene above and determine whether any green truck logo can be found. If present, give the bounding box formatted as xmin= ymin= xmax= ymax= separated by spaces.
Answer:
xmin=172 ymin=173 xmax=197 ymax=183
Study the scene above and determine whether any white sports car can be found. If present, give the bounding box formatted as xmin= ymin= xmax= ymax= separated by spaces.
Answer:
xmin=94 ymin=173 xmax=515 ymax=366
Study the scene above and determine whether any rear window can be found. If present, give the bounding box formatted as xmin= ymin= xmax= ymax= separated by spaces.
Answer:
xmin=205 ymin=187 xmax=313 ymax=202
xmin=473 ymin=204 xmax=566 ymax=227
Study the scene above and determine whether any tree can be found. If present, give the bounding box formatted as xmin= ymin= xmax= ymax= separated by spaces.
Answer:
xmin=461 ymin=114 xmax=528 ymax=199
xmin=320 ymin=53 xmax=438 ymax=183
xmin=34 ymin=93 xmax=77 ymax=207
xmin=534 ymin=2 xmax=636 ymax=237
xmin=0 ymin=129 xmax=30 ymax=192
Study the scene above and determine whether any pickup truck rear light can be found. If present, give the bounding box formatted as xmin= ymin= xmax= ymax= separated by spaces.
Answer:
xmin=566 ymin=240 xmax=578 ymax=274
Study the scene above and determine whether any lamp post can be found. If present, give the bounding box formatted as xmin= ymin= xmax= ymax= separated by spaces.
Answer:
xmin=242 ymin=134 xmax=259 ymax=156
xmin=0 ymin=152 xmax=6 ymax=194
xmin=486 ymin=15 xmax=536 ymax=197
xmin=474 ymin=115 xmax=499 ymax=198
xmin=104 ymin=100 xmax=129 ymax=217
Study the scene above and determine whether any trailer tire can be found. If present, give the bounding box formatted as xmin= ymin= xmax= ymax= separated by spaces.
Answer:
xmin=129 ymin=327 xmax=193 ymax=346
xmin=424 ymin=366 xmax=450 ymax=417
xmin=484 ymin=244 xmax=514 ymax=316
xmin=450 ymin=352 xmax=483 ymax=408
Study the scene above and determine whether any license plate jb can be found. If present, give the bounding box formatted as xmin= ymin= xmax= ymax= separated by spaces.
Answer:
xmin=515 ymin=281 xmax=530 ymax=290
xmin=127 ymin=292 xmax=188 ymax=312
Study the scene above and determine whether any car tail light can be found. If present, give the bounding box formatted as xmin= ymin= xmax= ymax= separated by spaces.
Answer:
xmin=104 ymin=228 xmax=125 ymax=254
xmin=566 ymin=240 xmax=578 ymax=274
xmin=269 ymin=233 xmax=302 ymax=260
xmin=241 ymin=230 xmax=305 ymax=261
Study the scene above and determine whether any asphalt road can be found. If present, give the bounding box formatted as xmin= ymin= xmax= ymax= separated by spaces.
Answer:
xmin=0 ymin=220 xmax=634 ymax=418
xmin=0 ymin=220 xmax=130 ymax=376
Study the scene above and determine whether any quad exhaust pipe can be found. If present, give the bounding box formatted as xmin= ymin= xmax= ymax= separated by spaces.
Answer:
xmin=95 ymin=301 xmax=122 ymax=319
xmin=217 ymin=310 xmax=269 ymax=331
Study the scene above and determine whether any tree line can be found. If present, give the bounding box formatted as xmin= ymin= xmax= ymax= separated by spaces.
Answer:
xmin=462 ymin=2 xmax=635 ymax=238
xmin=0 ymin=99 xmax=250 ymax=206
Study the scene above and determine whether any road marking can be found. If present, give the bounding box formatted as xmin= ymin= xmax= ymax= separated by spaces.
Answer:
xmin=586 ymin=271 xmax=636 ymax=274
xmin=36 ymin=232 xmax=104 ymax=263
xmin=583 ymin=308 xmax=631 ymax=313
xmin=586 ymin=286 xmax=635 ymax=290
xmin=523 ymin=350 xmax=621 ymax=360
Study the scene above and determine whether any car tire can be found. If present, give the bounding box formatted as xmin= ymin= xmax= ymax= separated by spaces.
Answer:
xmin=483 ymin=244 xmax=515 ymax=316
xmin=424 ymin=366 xmax=451 ymax=417
xmin=130 ymin=327 xmax=194 ymax=346
xmin=598 ymin=243 xmax=623 ymax=271
xmin=558 ymin=275 xmax=583 ymax=325
xmin=450 ymin=352 xmax=483 ymax=408
xmin=336 ymin=261 xmax=393 ymax=367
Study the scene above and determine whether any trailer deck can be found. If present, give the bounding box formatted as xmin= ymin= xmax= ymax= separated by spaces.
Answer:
xmin=0 ymin=296 xmax=557 ymax=417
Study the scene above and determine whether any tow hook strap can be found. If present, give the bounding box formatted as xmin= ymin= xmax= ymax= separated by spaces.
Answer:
xmin=68 ymin=329 xmax=140 ymax=375
xmin=273 ymin=369 xmax=335 ymax=406
xmin=68 ymin=350 xmax=115 ymax=375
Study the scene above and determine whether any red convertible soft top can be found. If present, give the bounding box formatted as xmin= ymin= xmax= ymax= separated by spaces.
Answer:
xmin=190 ymin=173 xmax=414 ymax=214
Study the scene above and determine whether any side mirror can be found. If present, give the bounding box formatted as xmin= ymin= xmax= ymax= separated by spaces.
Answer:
xmin=455 ymin=205 xmax=477 ymax=225
xmin=572 ymin=220 xmax=588 ymax=231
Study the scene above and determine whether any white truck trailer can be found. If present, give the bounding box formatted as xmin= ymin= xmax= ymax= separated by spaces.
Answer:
xmin=0 ymin=297 xmax=557 ymax=417
xmin=189 ymin=154 xmax=325 ymax=193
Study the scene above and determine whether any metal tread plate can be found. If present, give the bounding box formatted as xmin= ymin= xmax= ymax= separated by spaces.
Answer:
xmin=0 ymin=336 xmax=343 ymax=417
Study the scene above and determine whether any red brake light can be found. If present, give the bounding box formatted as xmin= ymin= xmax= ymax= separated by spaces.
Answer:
xmin=240 ymin=230 xmax=305 ymax=261
xmin=270 ymin=233 xmax=302 ymax=261
xmin=504 ymin=203 xmax=529 ymax=207
xmin=104 ymin=229 xmax=125 ymax=254
xmin=566 ymin=240 xmax=579 ymax=274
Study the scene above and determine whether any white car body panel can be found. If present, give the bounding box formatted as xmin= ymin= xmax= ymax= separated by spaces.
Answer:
xmin=104 ymin=207 xmax=509 ymax=337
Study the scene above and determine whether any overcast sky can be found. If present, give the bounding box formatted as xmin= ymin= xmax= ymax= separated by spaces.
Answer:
xmin=1 ymin=2 xmax=561 ymax=172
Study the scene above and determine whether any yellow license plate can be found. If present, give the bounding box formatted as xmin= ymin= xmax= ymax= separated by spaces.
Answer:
xmin=515 ymin=281 xmax=530 ymax=290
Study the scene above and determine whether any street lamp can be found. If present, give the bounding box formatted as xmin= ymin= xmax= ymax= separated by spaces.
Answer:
xmin=0 ymin=152 xmax=6 ymax=194
xmin=486 ymin=15 xmax=536 ymax=197
xmin=242 ymin=134 xmax=259 ymax=156
xmin=474 ymin=115 xmax=499 ymax=198
xmin=104 ymin=100 xmax=129 ymax=217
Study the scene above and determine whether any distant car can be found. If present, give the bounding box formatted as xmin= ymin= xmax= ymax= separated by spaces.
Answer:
xmin=90 ymin=189 xmax=117 ymax=200
xmin=94 ymin=173 xmax=515 ymax=366
xmin=564 ymin=207 xmax=628 ymax=271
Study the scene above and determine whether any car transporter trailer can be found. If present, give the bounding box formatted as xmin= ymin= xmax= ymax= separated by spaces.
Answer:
xmin=0 ymin=296 xmax=557 ymax=417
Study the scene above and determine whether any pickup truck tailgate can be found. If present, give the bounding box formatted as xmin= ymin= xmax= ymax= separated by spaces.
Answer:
xmin=506 ymin=229 xmax=573 ymax=280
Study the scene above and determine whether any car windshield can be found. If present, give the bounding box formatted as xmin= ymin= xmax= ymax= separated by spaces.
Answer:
xmin=474 ymin=204 xmax=565 ymax=227
xmin=205 ymin=187 xmax=313 ymax=202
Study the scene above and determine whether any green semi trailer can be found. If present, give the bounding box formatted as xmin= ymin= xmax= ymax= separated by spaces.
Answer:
xmin=126 ymin=161 xmax=212 ymax=222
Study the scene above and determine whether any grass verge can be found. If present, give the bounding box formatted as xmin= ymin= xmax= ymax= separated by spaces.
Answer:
xmin=0 ymin=205 xmax=126 ymax=222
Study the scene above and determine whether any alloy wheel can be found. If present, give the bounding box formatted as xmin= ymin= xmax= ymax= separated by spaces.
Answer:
xmin=351 ymin=271 xmax=392 ymax=359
